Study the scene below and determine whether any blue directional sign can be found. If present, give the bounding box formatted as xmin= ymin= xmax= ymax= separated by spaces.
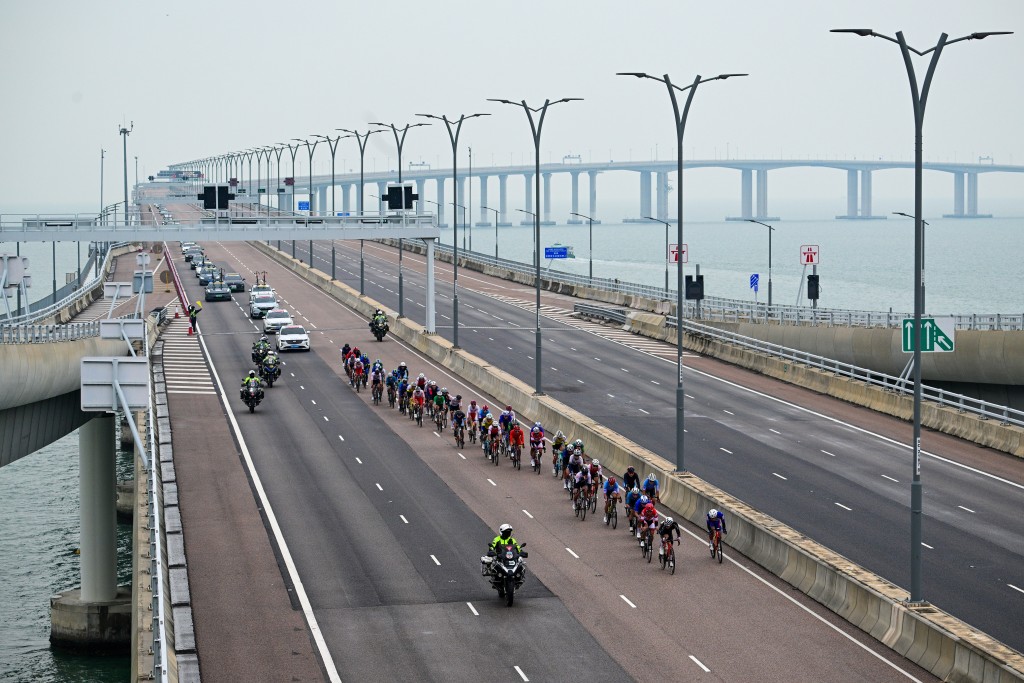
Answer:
xmin=298 ymin=200 xmax=310 ymax=211
xmin=544 ymin=246 xmax=569 ymax=259
xmin=336 ymin=212 xmax=351 ymax=217
xmin=750 ymin=273 xmax=759 ymax=292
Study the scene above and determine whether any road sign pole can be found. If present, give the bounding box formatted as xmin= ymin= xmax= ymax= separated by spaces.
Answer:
xmin=812 ymin=265 xmax=817 ymax=310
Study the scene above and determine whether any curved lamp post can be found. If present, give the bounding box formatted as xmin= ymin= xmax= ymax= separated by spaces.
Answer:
xmin=482 ymin=206 xmax=499 ymax=259
xmin=745 ymin=218 xmax=775 ymax=307
xmin=833 ymin=26 xmax=1010 ymax=605
xmin=569 ymin=212 xmax=595 ymax=281
xmin=643 ymin=216 xmax=671 ymax=294
xmin=337 ymin=128 xmax=386 ymax=295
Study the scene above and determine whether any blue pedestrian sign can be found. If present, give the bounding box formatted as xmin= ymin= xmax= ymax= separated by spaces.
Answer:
xmin=750 ymin=273 xmax=759 ymax=292
xmin=298 ymin=200 xmax=310 ymax=211
xmin=544 ymin=246 xmax=569 ymax=259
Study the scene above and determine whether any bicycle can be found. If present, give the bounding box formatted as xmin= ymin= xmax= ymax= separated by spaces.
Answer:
xmin=387 ymin=385 xmax=397 ymax=409
xmin=468 ymin=420 xmax=477 ymax=443
xmin=660 ymin=536 xmax=677 ymax=574
xmin=454 ymin=423 xmax=466 ymax=449
xmin=604 ymin=499 xmax=618 ymax=529
xmin=529 ymin=443 xmax=544 ymax=475
xmin=398 ymin=393 xmax=407 ymax=415
xmin=574 ymin=486 xmax=588 ymax=521
xmin=510 ymin=444 xmax=522 ymax=470
xmin=640 ymin=526 xmax=653 ymax=563
xmin=353 ymin=371 xmax=363 ymax=393
xmin=372 ymin=383 xmax=383 ymax=406
xmin=434 ymin=408 xmax=445 ymax=431
xmin=589 ymin=485 xmax=598 ymax=514
xmin=490 ymin=437 xmax=500 ymax=465
xmin=711 ymin=529 xmax=724 ymax=564
xmin=413 ymin=402 xmax=424 ymax=427
xmin=552 ymin=450 xmax=563 ymax=478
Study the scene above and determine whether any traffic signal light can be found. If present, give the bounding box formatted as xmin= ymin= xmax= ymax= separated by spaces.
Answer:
xmin=807 ymin=274 xmax=820 ymax=300
xmin=685 ymin=274 xmax=704 ymax=300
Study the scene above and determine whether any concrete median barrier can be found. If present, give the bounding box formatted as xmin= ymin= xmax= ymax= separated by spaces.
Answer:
xmin=252 ymin=240 xmax=1024 ymax=683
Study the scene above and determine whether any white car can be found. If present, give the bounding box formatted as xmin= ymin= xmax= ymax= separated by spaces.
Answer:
xmin=181 ymin=241 xmax=197 ymax=254
xmin=263 ymin=308 xmax=293 ymax=334
xmin=249 ymin=293 xmax=278 ymax=318
xmin=249 ymin=283 xmax=274 ymax=302
xmin=277 ymin=325 xmax=310 ymax=352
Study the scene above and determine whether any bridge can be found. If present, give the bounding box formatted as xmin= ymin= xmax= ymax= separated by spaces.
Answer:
xmin=4 ymin=205 xmax=1024 ymax=681
xmin=168 ymin=157 xmax=1024 ymax=225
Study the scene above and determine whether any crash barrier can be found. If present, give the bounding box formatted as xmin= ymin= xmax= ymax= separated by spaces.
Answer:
xmin=254 ymin=239 xmax=1024 ymax=683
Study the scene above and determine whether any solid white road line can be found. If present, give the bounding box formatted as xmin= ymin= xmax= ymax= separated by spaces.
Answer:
xmin=399 ymin=515 xmax=409 ymax=524
xmin=514 ymin=665 xmax=529 ymax=682
xmin=1009 ymin=583 xmax=1024 ymax=595
xmin=821 ymin=450 xmax=836 ymax=457
xmin=720 ymin=448 xmax=733 ymax=454
xmin=773 ymin=473 xmax=788 ymax=480
xmin=522 ymin=509 xmax=534 ymax=519
xmin=689 ymin=655 xmax=711 ymax=673
xmin=882 ymin=475 xmax=900 ymax=483
xmin=723 ymin=409 xmax=734 ymax=415
xmin=467 ymin=602 xmax=479 ymax=615
xmin=430 ymin=555 xmax=441 ymax=566
xmin=835 ymin=503 xmax=853 ymax=511
xmin=769 ymin=428 xmax=781 ymax=434
xmin=565 ymin=548 xmax=579 ymax=559
xmin=958 ymin=505 xmax=976 ymax=513
xmin=620 ymin=595 xmax=637 ymax=609
xmin=921 ymin=543 xmax=934 ymax=549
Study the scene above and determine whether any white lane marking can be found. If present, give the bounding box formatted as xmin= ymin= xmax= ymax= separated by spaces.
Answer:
xmin=375 ymin=483 xmax=383 ymax=491
xmin=338 ymin=435 xmax=345 ymax=442
xmin=769 ymin=428 xmax=781 ymax=434
xmin=311 ymin=399 xmax=317 ymax=405
xmin=620 ymin=595 xmax=637 ymax=609
xmin=685 ymin=393 xmax=694 ymax=399
xmin=1009 ymin=583 xmax=1024 ymax=595
xmin=720 ymin=448 xmax=733 ymax=454
xmin=508 ymin=346 xmax=513 ymax=350
xmin=651 ymin=380 xmax=660 ymax=385
xmin=514 ymin=665 xmax=529 ymax=682
xmin=835 ymin=503 xmax=853 ymax=511
xmin=400 ymin=515 xmax=409 ymax=524
xmin=458 ymin=453 xmax=466 ymax=460
xmin=594 ymin=357 xmax=601 ymax=361
xmin=821 ymin=450 xmax=836 ymax=457
xmin=433 ymin=431 xmax=441 ymax=438
xmin=566 ymin=547 xmax=579 ymax=559
xmin=958 ymin=505 xmax=976 ymax=514
xmin=638 ymin=408 xmax=650 ymax=414
xmin=291 ymin=372 xmax=296 ymax=377
xmin=689 ymin=655 xmax=711 ymax=673
xmin=922 ymin=542 xmax=934 ymax=549
xmin=521 ymin=509 xmax=534 ymax=519
xmin=300 ymin=385 xmax=305 ymax=390
xmin=487 ymin=478 xmax=497 ymax=487
xmin=430 ymin=555 xmax=441 ymax=566
xmin=577 ymin=379 xmax=585 ymax=384
xmin=723 ymin=409 xmax=734 ymax=415
xmin=882 ymin=474 xmax=900 ymax=483
xmin=467 ymin=602 xmax=479 ymax=616
xmin=355 ymin=457 xmax=362 ymax=464
xmin=621 ymin=368 xmax=629 ymax=373
xmin=551 ymin=367 xmax=557 ymax=371
xmin=607 ymin=393 xmax=615 ymax=398
xmin=323 ymin=416 xmax=329 ymax=422
xmin=772 ymin=473 xmax=788 ymax=480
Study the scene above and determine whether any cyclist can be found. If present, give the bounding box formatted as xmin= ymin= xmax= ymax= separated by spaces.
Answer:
xmin=452 ymin=405 xmax=467 ymax=444
xmin=624 ymin=486 xmax=642 ymax=533
xmin=706 ymin=508 xmax=728 ymax=552
xmin=480 ymin=413 xmax=495 ymax=450
xmin=572 ymin=438 xmax=585 ymax=460
xmin=432 ymin=385 xmax=446 ymax=420
xmin=633 ymin=494 xmax=651 ymax=538
xmin=371 ymin=358 xmax=384 ymax=374
xmin=449 ymin=392 xmax=462 ymax=414
xmin=622 ymin=465 xmax=640 ymax=492
xmin=371 ymin=365 xmax=384 ymax=391
xmin=340 ymin=343 xmax=351 ymax=359
xmin=528 ymin=425 xmax=545 ymax=467
xmin=416 ymin=373 xmax=427 ymax=390
xmin=487 ymin=420 xmax=502 ymax=458
xmin=565 ymin=447 xmax=586 ymax=492
xmin=572 ymin=461 xmax=592 ymax=510
xmin=658 ymin=516 xmax=682 ymax=560
xmin=397 ymin=376 xmax=410 ymax=413
xmin=642 ymin=473 xmax=660 ymax=503
xmin=587 ymin=459 xmax=603 ymax=501
xmin=396 ymin=361 xmax=409 ymax=380
xmin=411 ymin=384 xmax=426 ymax=418
xmin=240 ymin=369 xmax=263 ymax=400
xmin=466 ymin=400 xmax=479 ymax=438
xmin=509 ymin=422 xmax=525 ymax=462
xmin=350 ymin=357 xmax=365 ymax=387
xmin=603 ymin=476 xmax=621 ymax=524
xmin=497 ymin=406 xmax=515 ymax=436
xmin=638 ymin=500 xmax=659 ymax=545
xmin=551 ymin=430 xmax=567 ymax=476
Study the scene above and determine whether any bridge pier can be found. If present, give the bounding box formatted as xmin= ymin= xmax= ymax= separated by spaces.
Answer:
xmin=741 ymin=169 xmax=752 ymax=219
xmin=588 ymin=171 xmax=599 ymax=223
xmin=639 ymin=171 xmax=652 ymax=219
xmin=341 ymin=184 xmax=352 ymax=214
xmin=376 ymin=181 xmax=387 ymax=216
xmin=542 ymin=173 xmax=554 ymax=225
xmin=835 ymin=169 xmax=885 ymax=219
xmin=521 ymin=173 xmax=534 ymax=225
xmin=568 ymin=172 xmax=582 ymax=223
xmin=945 ymin=171 xmax=991 ymax=217
xmin=656 ymin=171 xmax=669 ymax=221
xmin=476 ymin=175 xmax=491 ymax=226
xmin=51 ymin=414 xmax=131 ymax=653
xmin=416 ymin=179 xmax=428 ymax=216
xmin=498 ymin=174 xmax=510 ymax=226
xmin=317 ymin=186 xmax=328 ymax=215
xmin=727 ymin=167 xmax=779 ymax=221
xmin=436 ymin=177 xmax=446 ymax=227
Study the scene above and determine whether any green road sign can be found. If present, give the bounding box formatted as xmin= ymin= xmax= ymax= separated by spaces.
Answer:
xmin=902 ymin=316 xmax=955 ymax=353
xmin=258 ymin=188 xmax=266 ymax=193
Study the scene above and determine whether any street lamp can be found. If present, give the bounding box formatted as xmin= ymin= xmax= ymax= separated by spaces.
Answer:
xmin=488 ymin=97 xmax=582 ymax=396
xmin=118 ymin=121 xmax=133 ymax=225
xmin=618 ymin=69 xmax=747 ymax=473
xmin=293 ymin=137 xmax=321 ymax=216
xmin=314 ymin=133 xmax=348 ymax=280
xmin=338 ymin=128 xmax=386 ymax=296
xmin=570 ymin=212 xmax=595 ymax=281
xmin=833 ymin=26 xmax=1010 ymax=604
xmin=644 ymin=216 xmax=671 ymax=294
xmin=369 ymin=121 xmax=430 ymax=319
xmin=516 ymin=209 xmax=537 ymax=268
xmin=745 ymin=219 xmax=775 ymax=307
xmin=482 ymin=206 xmax=499 ymax=259
xmin=416 ymin=112 xmax=489 ymax=349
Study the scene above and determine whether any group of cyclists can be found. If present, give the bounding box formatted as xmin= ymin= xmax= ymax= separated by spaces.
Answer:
xmin=341 ymin=345 xmax=728 ymax=571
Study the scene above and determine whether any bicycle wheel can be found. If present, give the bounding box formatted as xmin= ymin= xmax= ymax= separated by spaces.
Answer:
xmin=646 ymin=537 xmax=653 ymax=563
xmin=641 ymin=536 xmax=648 ymax=559
xmin=717 ymin=538 xmax=724 ymax=564
xmin=670 ymin=547 xmax=676 ymax=574
xmin=710 ymin=538 xmax=717 ymax=559
xmin=574 ymin=497 xmax=581 ymax=518
xmin=660 ymin=546 xmax=666 ymax=570
xmin=611 ymin=506 xmax=618 ymax=530
xmin=580 ymin=497 xmax=587 ymax=521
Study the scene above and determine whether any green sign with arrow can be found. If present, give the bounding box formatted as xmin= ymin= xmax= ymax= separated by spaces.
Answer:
xmin=902 ymin=316 xmax=955 ymax=353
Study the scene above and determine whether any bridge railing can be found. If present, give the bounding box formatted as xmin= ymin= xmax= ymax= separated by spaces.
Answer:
xmin=0 ymin=321 xmax=101 ymax=343
xmin=574 ymin=303 xmax=1024 ymax=428
xmin=426 ymin=241 xmax=1023 ymax=331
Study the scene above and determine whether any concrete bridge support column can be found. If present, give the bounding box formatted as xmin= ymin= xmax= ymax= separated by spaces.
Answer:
xmin=953 ymin=172 xmax=965 ymax=216
xmin=436 ymin=177 xmax=446 ymax=227
xmin=588 ymin=171 xmax=599 ymax=222
xmin=498 ymin=174 xmax=509 ymax=225
xmin=341 ymin=184 xmax=352 ymax=214
xmin=756 ymin=169 xmax=769 ymax=219
xmin=415 ymin=179 xmax=428 ymax=216
xmin=846 ymin=170 xmax=859 ymax=217
xmin=568 ymin=172 xmax=581 ymax=223
xmin=543 ymin=173 xmax=552 ymax=224
xmin=859 ymin=170 xmax=872 ymax=218
xmin=522 ymin=173 xmax=534 ymax=224
xmin=477 ymin=175 xmax=490 ymax=226
xmin=317 ymin=186 xmax=329 ymax=216
xmin=656 ymin=172 xmax=669 ymax=221
xmin=967 ymin=172 xmax=978 ymax=216
xmin=640 ymin=171 xmax=652 ymax=219
xmin=457 ymin=176 xmax=466 ymax=228
xmin=376 ymin=182 xmax=387 ymax=216
xmin=51 ymin=414 xmax=130 ymax=652
xmin=425 ymin=239 xmax=435 ymax=333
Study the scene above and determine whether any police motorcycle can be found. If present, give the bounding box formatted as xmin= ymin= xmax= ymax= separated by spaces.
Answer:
xmin=240 ymin=372 xmax=265 ymax=413
xmin=259 ymin=351 xmax=282 ymax=387
xmin=251 ymin=336 xmax=271 ymax=365
xmin=481 ymin=543 xmax=528 ymax=607
xmin=369 ymin=309 xmax=389 ymax=342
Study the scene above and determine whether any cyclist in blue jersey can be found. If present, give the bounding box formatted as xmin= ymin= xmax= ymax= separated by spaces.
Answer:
xmin=624 ymin=486 xmax=642 ymax=532
xmin=603 ymin=477 xmax=621 ymax=524
xmin=706 ymin=508 xmax=727 ymax=551
xmin=642 ymin=473 xmax=660 ymax=503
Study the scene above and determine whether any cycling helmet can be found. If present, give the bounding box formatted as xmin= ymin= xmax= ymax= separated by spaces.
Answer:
xmin=470 ymin=400 xmax=477 ymax=405
xmin=248 ymin=370 xmax=256 ymax=377
xmin=643 ymin=503 xmax=656 ymax=514
xmin=592 ymin=459 xmax=600 ymax=467
xmin=481 ymin=404 xmax=488 ymax=411
xmin=608 ymin=477 xmax=617 ymax=487
xmin=555 ymin=430 xmax=564 ymax=439
xmin=418 ymin=373 xmax=425 ymax=379
xmin=429 ymin=380 xmax=437 ymax=386
xmin=498 ymin=523 xmax=513 ymax=540
xmin=399 ymin=361 xmax=407 ymax=368
xmin=631 ymin=486 xmax=640 ymax=494
xmin=639 ymin=495 xmax=650 ymax=505
xmin=574 ymin=439 xmax=583 ymax=448
xmin=665 ymin=516 xmax=674 ymax=525
xmin=647 ymin=473 xmax=657 ymax=482
xmin=375 ymin=358 xmax=381 ymax=364
xmin=708 ymin=508 xmax=719 ymax=518
xmin=573 ymin=447 xmax=582 ymax=456
xmin=534 ymin=421 xmax=542 ymax=428
xmin=441 ymin=388 xmax=448 ymax=394
xmin=531 ymin=427 xmax=540 ymax=434
xmin=456 ymin=394 xmax=462 ymax=400
xmin=626 ymin=465 xmax=635 ymax=473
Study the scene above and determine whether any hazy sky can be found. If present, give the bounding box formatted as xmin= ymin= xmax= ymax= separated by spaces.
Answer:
xmin=1 ymin=0 xmax=1022 ymax=216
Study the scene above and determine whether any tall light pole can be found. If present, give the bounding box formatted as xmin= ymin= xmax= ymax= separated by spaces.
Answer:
xmin=271 ymin=145 xmax=285 ymax=213
xmin=488 ymin=97 xmax=582 ymax=396
xmin=338 ymin=128 xmax=386 ymax=296
xmin=482 ymin=206 xmax=499 ymax=259
xmin=315 ymin=133 xmax=348 ymax=281
xmin=516 ymin=209 xmax=537 ymax=269
xmin=256 ymin=147 xmax=274 ymax=216
xmin=118 ymin=121 xmax=132 ymax=225
xmin=832 ymin=27 xmax=1010 ymax=604
xmin=619 ymin=70 xmax=747 ymax=473
xmin=99 ymin=148 xmax=105 ymax=223
xmin=746 ymin=219 xmax=775 ymax=307
xmin=293 ymin=137 xmax=321 ymax=215
xmin=644 ymin=216 xmax=671 ymax=294
xmin=370 ymin=121 xmax=429 ymax=319
xmin=571 ymin=212 xmax=595 ymax=281
xmin=416 ymin=112 xmax=488 ymax=349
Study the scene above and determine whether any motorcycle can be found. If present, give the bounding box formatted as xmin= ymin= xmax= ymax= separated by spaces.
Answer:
xmin=252 ymin=346 xmax=270 ymax=365
xmin=260 ymin=360 xmax=281 ymax=387
xmin=481 ymin=543 xmax=528 ymax=607
xmin=369 ymin=317 xmax=389 ymax=342
xmin=242 ymin=384 xmax=264 ymax=413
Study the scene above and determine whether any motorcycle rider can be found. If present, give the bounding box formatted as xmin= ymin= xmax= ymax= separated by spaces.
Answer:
xmin=489 ymin=523 xmax=522 ymax=554
xmin=370 ymin=308 xmax=388 ymax=331
xmin=261 ymin=350 xmax=280 ymax=378
xmin=252 ymin=335 xmax=270 ymax=362
xmin=240 ymin=370 xmax=263 ymax=401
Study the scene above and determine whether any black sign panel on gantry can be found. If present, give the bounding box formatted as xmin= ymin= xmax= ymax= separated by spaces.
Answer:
xmin=198 ymin=185 xmax=236 ymax=210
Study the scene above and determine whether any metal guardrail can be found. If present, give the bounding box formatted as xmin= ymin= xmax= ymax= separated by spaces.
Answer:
xmin=428 ymin=242 xmax=1023 ymax=331
xmin=575 ymin=303 xmax=1024 ymax=428
xmin=0 ymin=321 xmax=101 ymax=343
